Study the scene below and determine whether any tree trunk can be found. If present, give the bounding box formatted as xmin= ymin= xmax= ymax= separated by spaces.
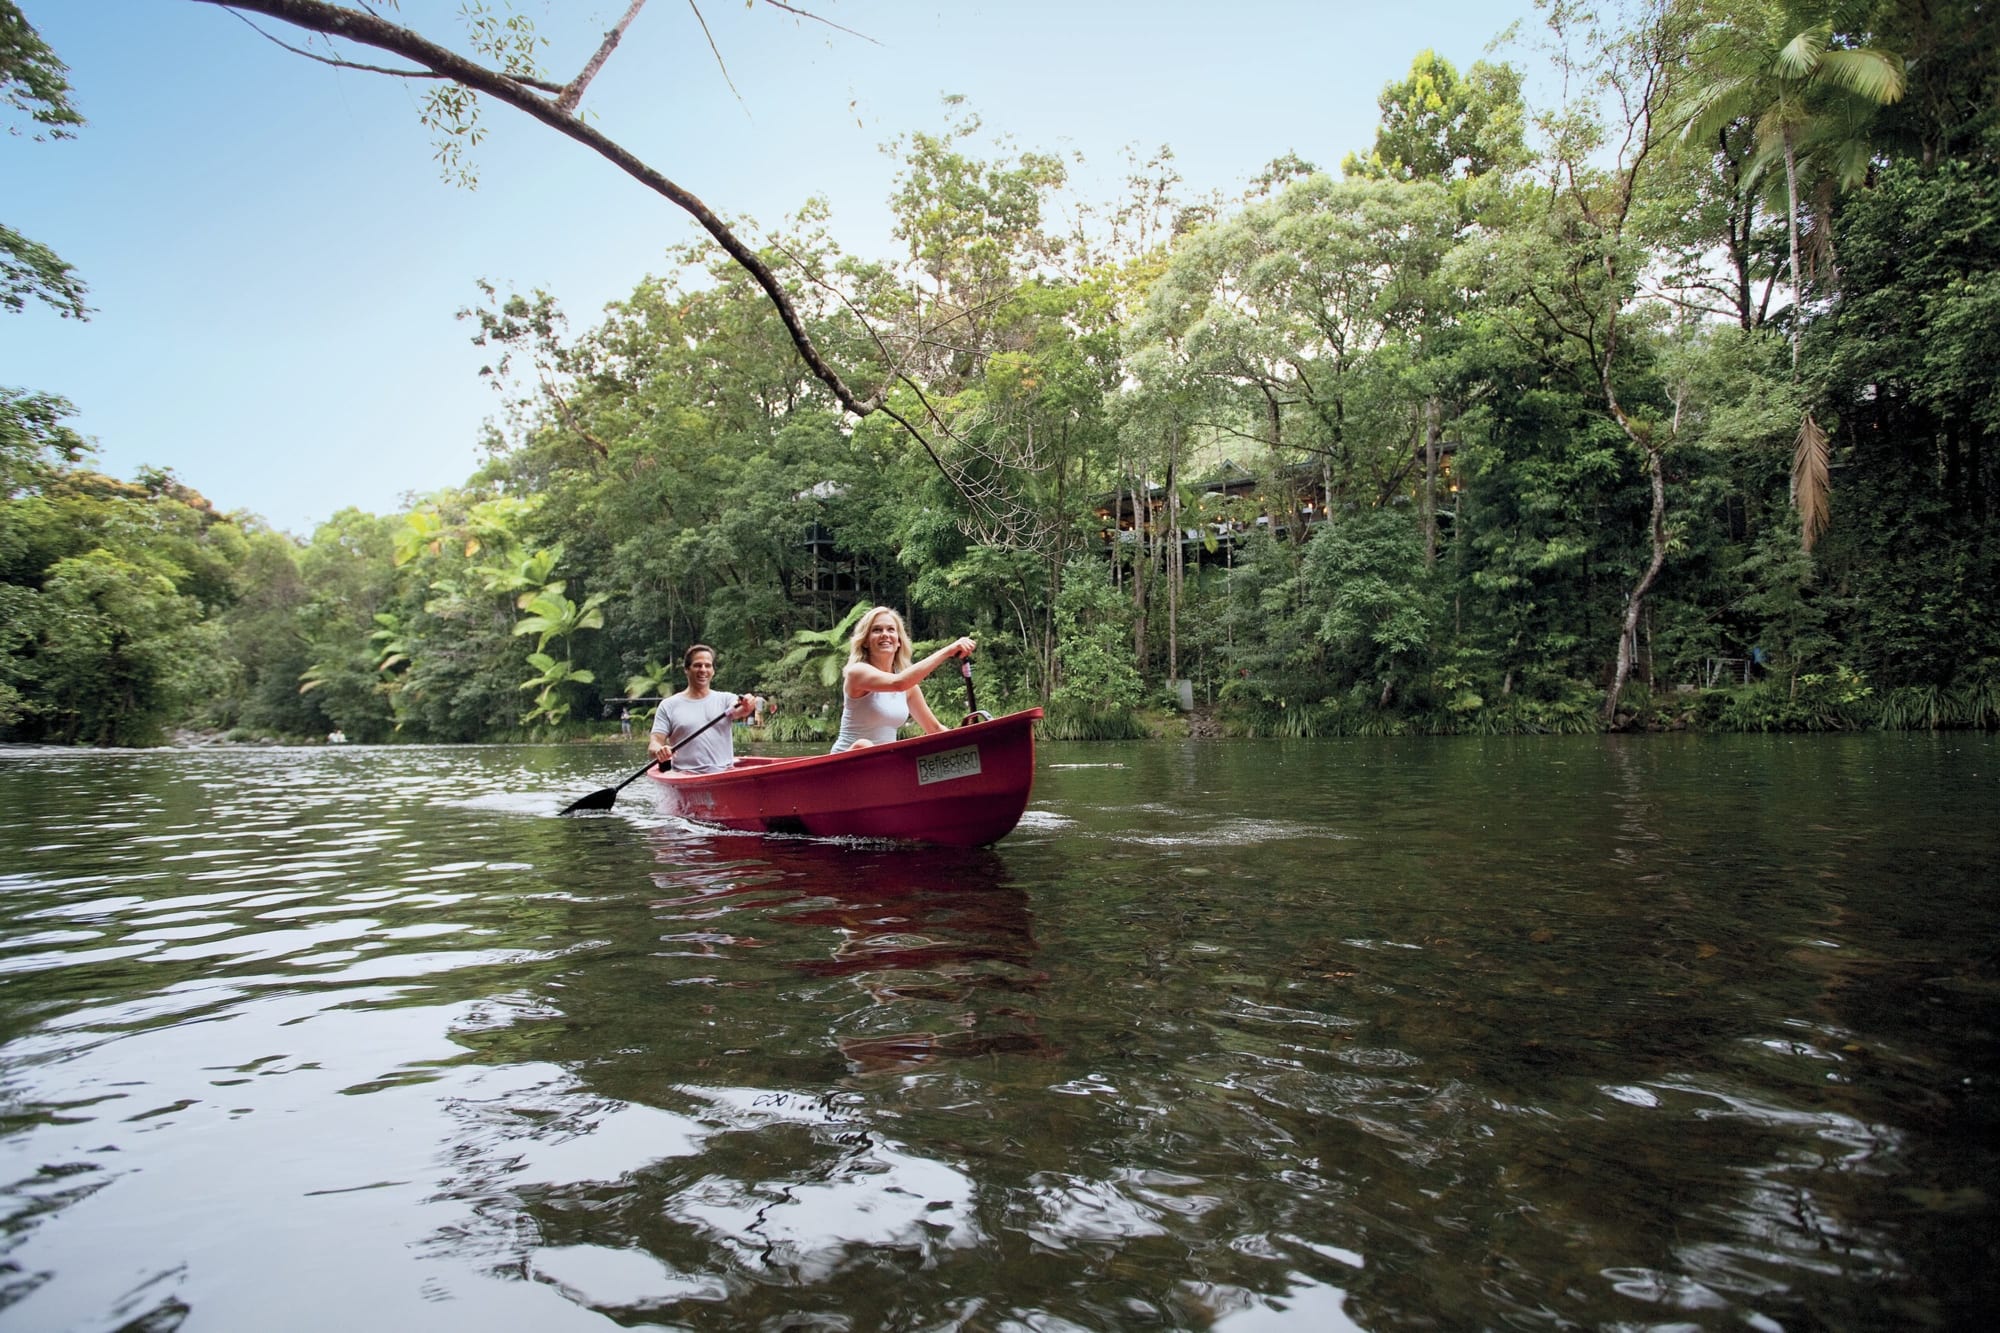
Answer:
xmin=1131 ymin=481 xmax=1150 ymax=671
xmin=1165 ymin=429 xmax=1182 ymax=684
xmin=1111 ymin=474 xmax=1127 ymax=592
xmin=1421 ymin=397 xmax=1441 ymax=568
xmin=1784 ymin=131 xmax=1803 ymax=375
xmin=1042 ymin=562 xmax=1059 ymax=703
xmin=1601 ymin=444 xmax=1669 ymax=724
xmin=1012 ymin=595 xmax=1045 ymax=706
xmin=1968 ymin=426 xmax=1988 ymax=525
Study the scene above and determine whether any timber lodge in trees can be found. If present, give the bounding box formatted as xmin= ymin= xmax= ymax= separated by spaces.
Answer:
xmin=791 ymin=444 xmax=1458 ymax=607
xmin=1091 ymin=446 xmax=1458 ymax=566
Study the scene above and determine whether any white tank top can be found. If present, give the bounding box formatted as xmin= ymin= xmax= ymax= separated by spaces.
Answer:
xmin=831 ymin=687 xmax=910 ymax=752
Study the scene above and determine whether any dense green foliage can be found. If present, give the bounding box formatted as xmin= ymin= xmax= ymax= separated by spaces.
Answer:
xmin=4 ymin=0 xmax=1996 ymax=746
xmin=2 ymin=0 xmax=87 ymax=319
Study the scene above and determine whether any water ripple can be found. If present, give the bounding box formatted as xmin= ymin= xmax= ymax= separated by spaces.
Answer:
xmin=3 ymin=738 xmax=1996 ymax=1330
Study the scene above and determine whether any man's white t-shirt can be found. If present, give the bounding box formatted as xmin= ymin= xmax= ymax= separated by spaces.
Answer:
xmin=650 ymin=692 xmax=740 ymax=774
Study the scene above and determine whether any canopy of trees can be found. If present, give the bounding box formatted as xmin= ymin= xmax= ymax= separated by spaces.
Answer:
xmin=4 ymin=0 xmax=1996 ymax=746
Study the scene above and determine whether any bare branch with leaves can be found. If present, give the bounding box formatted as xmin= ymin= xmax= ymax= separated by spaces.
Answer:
xmin=185 ymin=0 xmax=1033 ymax=528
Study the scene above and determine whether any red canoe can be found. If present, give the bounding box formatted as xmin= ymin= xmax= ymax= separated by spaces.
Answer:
xmin=647 ymin=707 xmax=1043 ymax=847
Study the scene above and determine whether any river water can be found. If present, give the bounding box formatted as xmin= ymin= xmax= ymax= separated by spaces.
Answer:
xmin=1 ymin=734 xmax=1994 ymax=1330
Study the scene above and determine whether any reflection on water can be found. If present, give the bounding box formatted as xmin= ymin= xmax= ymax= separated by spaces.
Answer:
xmin=647 ymin=837 xmax=1048 ymax=1074
xmin=1 ymin=735 xmax=1996 ymax=1330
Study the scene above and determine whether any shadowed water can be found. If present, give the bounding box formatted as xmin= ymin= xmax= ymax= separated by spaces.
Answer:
xmin=1 ymin=735 xmax=1995 ymax=1330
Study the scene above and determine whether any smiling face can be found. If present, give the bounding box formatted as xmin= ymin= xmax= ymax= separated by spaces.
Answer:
xmin=684 ymin=649 xmax=715 ymax=693
xmin=863 ymin=614 xmax=901 ymax=661
xmin=848 ymin=607 xmax=911 ymax=674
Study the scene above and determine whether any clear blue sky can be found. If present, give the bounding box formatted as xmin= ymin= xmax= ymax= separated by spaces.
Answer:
xmin=5 ymin=0 xmax=1539 ymax=536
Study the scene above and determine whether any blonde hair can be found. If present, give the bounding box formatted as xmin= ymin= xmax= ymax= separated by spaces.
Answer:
xmin=848 ymin=606 xmax=912 ymax=673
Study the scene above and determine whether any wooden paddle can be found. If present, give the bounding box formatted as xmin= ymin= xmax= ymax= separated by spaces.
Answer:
xmin=558 ymin=706 xmax=735 ymax=815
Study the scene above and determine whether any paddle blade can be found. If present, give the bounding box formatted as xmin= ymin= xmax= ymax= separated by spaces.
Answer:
xmin=558 ymin=787 xmax=619 ymax=816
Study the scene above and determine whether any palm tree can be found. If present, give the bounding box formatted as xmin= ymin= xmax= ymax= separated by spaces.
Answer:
xmin=477 ymin=543 xmax=564 ymax=608
xmin=623 ymin=659 xmax=674 ymax=699
xmin=775 ymin=601 xmax=871 ymax=688
xmin=520 ymin=652 xmax=596 ymax=728
xmin=513 ymin=586 xmax=608 ymax=653
xmin=512 ymin=586 xmax=609 ymax=730
xmin=1673 ymin=0 xmax=1905 ymax=372
xmin=1671 ymin=0 xmax=1902 ymax=549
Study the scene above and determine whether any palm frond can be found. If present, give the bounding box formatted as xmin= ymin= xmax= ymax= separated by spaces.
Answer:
xmin=1774 ymin=26 xmax=1830 ymax=81
xmin=1793 ymin=411 xmax=1831 ymax=551
xmin=1803 ymin=132 xmax=1877 ymax=191
xmin=1669 ymin=73 xmax=1757 ymax=150
xmin=1816 ymin=48 xmax=1905 ymax=105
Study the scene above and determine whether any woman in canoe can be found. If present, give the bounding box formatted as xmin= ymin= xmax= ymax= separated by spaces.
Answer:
xmin=830 ymin=607 xmax=975 ymax=753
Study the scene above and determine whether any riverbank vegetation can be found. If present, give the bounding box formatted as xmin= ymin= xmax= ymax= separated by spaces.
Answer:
xmin=4 ymin=0 xmax=1996 ymax=746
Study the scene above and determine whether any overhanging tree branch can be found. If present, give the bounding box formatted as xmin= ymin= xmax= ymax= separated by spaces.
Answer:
xmin=225 ymin=7 xmax=565 ymax=90
xmin=194 ymin=0 xmax=885 ymax=423
xmin=679 ymin=0 xmax=746 ymax=107
xmin=556 ymin=0 xmax=648 ymax=114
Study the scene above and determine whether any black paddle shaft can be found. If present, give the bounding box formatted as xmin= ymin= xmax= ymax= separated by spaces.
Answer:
xmin=958 ymin=657 xmax=991 ymax=726
xmin=557 ymin=704 xmax=737 ymax=815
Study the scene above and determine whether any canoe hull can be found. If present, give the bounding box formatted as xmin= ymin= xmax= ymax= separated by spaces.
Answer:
xmin=647 ymin=708 xmax=1042 ymax=847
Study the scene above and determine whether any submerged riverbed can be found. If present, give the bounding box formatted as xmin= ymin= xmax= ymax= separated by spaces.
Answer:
xmin=2 ymin=734 xmax=1995 ymax=1329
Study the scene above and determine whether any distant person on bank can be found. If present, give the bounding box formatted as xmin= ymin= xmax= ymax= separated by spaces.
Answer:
xmin=830 ymin=607 xmax=975 ymax=753
xmin=649 ymin=645 xmax=760 ymax=774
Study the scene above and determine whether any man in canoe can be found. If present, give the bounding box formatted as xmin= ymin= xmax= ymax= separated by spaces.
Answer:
xmin=831 ymin=607 xmax=976 ymax=753
xmin=648 ymin=644 xmax=761 ymax=774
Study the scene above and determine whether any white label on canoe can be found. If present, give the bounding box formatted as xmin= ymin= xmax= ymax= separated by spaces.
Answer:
xmin=916 ymin=744 xmax=981 ymax=786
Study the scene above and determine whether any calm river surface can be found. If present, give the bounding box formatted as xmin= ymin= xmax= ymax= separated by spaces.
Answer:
xmin=1 ymin=734 xmax=1995 ymax=1330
